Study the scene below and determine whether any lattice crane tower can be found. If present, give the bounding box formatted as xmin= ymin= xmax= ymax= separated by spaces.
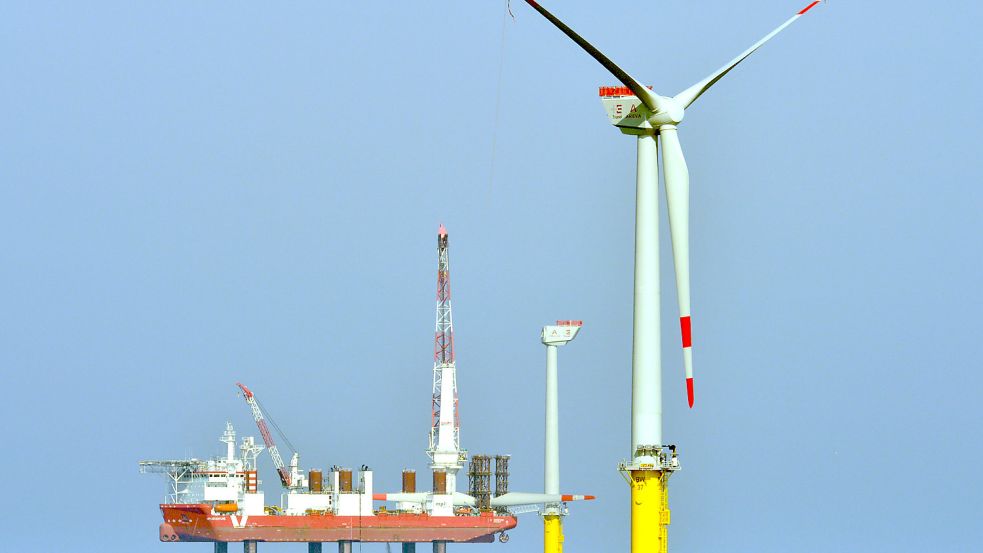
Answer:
xmin=427 ymin=224 xmax=466 ymax=496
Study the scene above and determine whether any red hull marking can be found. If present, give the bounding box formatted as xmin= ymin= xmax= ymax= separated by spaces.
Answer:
xmin=798 ymin=1 xmax=820 ymax=15
xmin=686 ymin=377 xmax=695 ymax=409
xmin=680 ymin=316 xmax=692 ymax=348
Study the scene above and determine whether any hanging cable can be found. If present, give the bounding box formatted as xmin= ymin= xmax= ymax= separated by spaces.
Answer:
xmin=486 ymin=0 xmax=514 ymax=201
xmin=255 ymin=396 xmax=298 ymax=455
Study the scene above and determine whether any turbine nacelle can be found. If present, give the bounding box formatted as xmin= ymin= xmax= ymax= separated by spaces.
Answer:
xmin=599 ymin=87 xmax=683 ymax=133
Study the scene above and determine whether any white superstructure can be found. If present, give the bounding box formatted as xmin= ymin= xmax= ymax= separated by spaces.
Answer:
xmin=140 ymin=423 xmax=378 ymax=518
xmin=140 ymin=423 xmax=267 ymax=516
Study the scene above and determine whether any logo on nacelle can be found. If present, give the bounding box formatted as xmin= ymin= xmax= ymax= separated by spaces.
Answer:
xmin=601 ymin=96 xmax=653 ymax=131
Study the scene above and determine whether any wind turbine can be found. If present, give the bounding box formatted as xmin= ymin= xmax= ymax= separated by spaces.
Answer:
xmin=522 ymin=1 xmax=823 ymax=552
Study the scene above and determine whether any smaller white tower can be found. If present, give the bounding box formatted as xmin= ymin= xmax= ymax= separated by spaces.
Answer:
xmin=540 ymin=320 xmax=582 ymax=553
xmin=288 ymin=452 xmax=308 ymax=490
xmin=221 ymin=422 xmax=236 ymax=463
xmin=540 ymin=321 xmax=582 ymax=511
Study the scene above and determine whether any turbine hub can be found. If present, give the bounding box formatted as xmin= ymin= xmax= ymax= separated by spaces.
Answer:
xmin=650 ymin=97 xmax=684 ymax=126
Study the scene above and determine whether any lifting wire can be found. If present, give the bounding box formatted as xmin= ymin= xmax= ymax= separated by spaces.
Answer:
xmin=255 ymin=395 xmax=298 ymax=455
xmin=486 ymin=0 xmax=514 ymax=203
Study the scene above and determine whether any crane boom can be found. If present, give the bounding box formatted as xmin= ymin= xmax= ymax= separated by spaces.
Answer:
xmin=236 ymin=382 xmax=291 ymax=488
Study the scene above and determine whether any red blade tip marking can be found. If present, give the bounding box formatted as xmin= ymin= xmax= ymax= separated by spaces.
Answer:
xmin=680 ymin=316 xmax=692 ymax=348
xmin=799 ymin=1 xmax=820 ymax=15
xmin=686 ymin=378 xmax=694 ymax=408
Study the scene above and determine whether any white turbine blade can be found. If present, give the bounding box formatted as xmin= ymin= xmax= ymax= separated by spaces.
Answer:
xmin=491 ymin=492 xmax=558 ymax=507
xmin=373 ymin=492 xmax=476 ymax=506
xmin=490 ymin=492 xmax=595 ymax=507
xmin=674 ymin=0 xmax=822 ymax=109
xmin=660 ymin=127 xmax=694 ymax=408
xmin=525 ymin=0 xmax=665 ymax=113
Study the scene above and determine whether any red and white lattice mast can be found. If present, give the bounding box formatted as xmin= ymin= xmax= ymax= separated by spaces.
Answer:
xmin=427 ymin=224 xmax=466 ymax=499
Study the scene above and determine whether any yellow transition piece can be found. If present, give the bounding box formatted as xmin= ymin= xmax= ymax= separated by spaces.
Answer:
xmin=630 ymin=470 xmax=670 ymax=553
xmin=543 ymin=514 xmax=564 ymax=553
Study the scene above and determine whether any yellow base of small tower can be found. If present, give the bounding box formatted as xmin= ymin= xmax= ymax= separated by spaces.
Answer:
xmin=630 ymin=470 xmax=670 ymax=553
xmin=543 ymin=514 xmax=564 ymax=553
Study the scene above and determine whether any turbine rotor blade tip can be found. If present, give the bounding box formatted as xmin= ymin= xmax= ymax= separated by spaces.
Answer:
xmin=686 ymin=378 xmax=694 ymax=408
xmin=799 ymin=1 xmax=821 ymax=15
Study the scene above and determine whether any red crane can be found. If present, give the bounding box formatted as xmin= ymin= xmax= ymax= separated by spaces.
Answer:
xmin=236 ymin=382 xmax=291 ymax=488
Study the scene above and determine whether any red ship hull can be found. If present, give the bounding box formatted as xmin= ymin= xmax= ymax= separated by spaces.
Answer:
xmin=159 ymin=505 xmax=517 ymax=543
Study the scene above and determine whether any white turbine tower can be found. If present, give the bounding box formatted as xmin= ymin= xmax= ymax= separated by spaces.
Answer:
xmin=522 ymin=1 xmax=823 ymax=552
xmin=541 ymin=320 xmax=583 ymax=553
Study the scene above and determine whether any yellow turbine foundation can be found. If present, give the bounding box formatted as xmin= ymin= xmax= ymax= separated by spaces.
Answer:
xmin=630 ymin=470 xmax=670 ymax=553
xmin=543 ymin=514 xmax=564 ymax=553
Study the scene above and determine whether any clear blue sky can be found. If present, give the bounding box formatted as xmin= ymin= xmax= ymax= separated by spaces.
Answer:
xmin=2 ymin=1 xmax=981 ymax=551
